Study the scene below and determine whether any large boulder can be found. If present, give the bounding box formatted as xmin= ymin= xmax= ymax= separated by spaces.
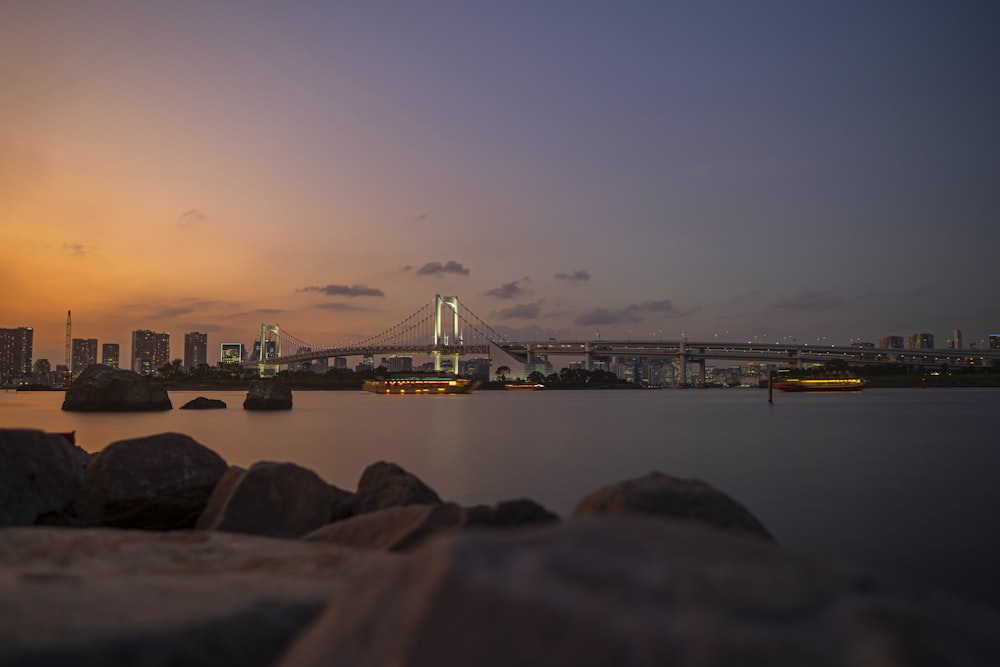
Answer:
xmin=306 ymin=499 xmax=561 ymax=552
xmin=0 ymin=429 xmax=87 ymax=526
xmin=196 ymin=462 xmax=350 ymax=538
xmin=573 ymin=471 xmax=774 ymax=540
xmin=0 ymin=527 xmax=394 ymax=667
xmin=179 ymin=396 xmax=227 ymax=410
xmin=243 ymin=380 xmax=292 ymax=410
xmin=306 ymin=503 xmax=466 ymax=552
xmin=278 ymin=516 xmax=1000 ymax=667
xmin=352 ymin=461 xmax=441 ymax=515
xmin=76 ymin=432 xmax=228 ymax=530
xmin=62 ymin=364 xmax=172 ymax=412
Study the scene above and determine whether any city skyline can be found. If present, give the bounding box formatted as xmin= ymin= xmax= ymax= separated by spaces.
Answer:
xmin=3 ymin=3 xmax=999 ymax=364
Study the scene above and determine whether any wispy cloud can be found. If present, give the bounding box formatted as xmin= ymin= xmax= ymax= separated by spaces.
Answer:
xmin=414 ymin=260 xmax=470 ymax=276
xmin=555 ymin=269 xmax=590 ymax=282
xmin=485 ymin=279 xmax=529 ymax=299
xmin=574 ymin=300 xmax=698 ymax=326
xmin=771 ymin=291 xmax=844 ymax=312
xmin=310 ymin=303 xmax=367 ymax=311
xmin=730 ymin=289 xmax=763 ymax=303
xmin=299 ymin=284 xmax=385 ymax=297
xmin=178 ymin=209 xmax=208 ymax=226
xmin=62 ymin=242 xmax=96 ymax=257
xmin=497 ymin=301 xmax=542 ymax=319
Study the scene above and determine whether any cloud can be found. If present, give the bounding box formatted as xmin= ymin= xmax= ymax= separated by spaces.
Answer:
xmin=62 ymin=242 xmax=96 ymax=257
xmin=485 ymin=279 xmax=528 ymax=299
xmin=310 ymin=303 xmax=367 ymax=311
xmin=178 ymin=209 xmax=208 ymax=226
xmin=555 ymin=269 xmax=591 ymax=282
xmin=153 ymin=306 xmax=195 ymax=318
xmin=729 ymin=289 xmax=763 ymax=303
xmin=573 ymin=300 xmax=698 ymax=326
xmin=415 ymin=260 xmax=470 ymax=276
xmin=771 ymin=291 xmax=844 ymax=312
xmin=300 ymin=284 xmax=385 ymax=297
xmin=497 ymin=302 xmax=542 ymax=319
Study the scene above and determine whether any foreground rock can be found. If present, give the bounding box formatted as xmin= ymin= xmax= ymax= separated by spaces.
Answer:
xmin=280 ymin=516 xmax=1000 ymax=667
xmin=62 ymin=364 xmax=172 ymax=412
xmin=76 ymin=433 xmax=228 ymax=530
xmin=573 ymin=471 xmax=774 ymax=540
xmin=0 ymin=527 xmax=393 ymax=667
xmin=197 ymin=462 xmax=351 ymax=538
xmin=352 ymin=461 xmax=441 ymax=514
xmin=0 ymin=429 xmax=86 ymax=526
xmin=243 ymin=380 xmax=292 ymax=410
xmin=307 ymin=499 xmax=560 ymax=552
xmin=180 ymin=396 xmax=227 ymax=410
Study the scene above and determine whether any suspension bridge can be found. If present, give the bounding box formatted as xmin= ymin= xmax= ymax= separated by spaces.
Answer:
xmin=242 ymin=294 xmax=1000 ymax=377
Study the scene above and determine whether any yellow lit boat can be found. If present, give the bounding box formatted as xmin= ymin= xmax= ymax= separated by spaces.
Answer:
xmin=362 ymin=376 xmax=479 ymax=395
xmin=504 ymin=383 xmax=545 ymax=390
xmin=774 ymin=377 xmax=864 ymax=392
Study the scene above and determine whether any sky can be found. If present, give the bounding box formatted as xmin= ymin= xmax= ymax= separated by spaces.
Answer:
xmin=3 ymin=1 xmax=999 ymax=365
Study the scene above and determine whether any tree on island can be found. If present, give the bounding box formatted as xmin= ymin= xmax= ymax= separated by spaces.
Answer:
xmin=496 ymin=365 xmax=511 ymax=381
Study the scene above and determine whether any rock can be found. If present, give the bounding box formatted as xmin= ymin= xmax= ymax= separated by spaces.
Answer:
xmin=76 ymin=432 xmax=228 ymax=530
xmin=179 ymin=396 xmax=227 ymax=410
xmin=0 ymin=527 xmax=394 ymax=667
xmin=278 ymin=516 xmax=1000 ymax=667
xmin=196 ymin=462 xmax=350 ymax=538
xmin=306 ymin=503 xmax=465 ymax=551
xmin=352 ymin=461 xmax=441 ymax=515
xmin=573 ymin=471 xmax=774 ymax=540
xmin=0 ymin=429 xmax=86 ymax=526
xmin=464 ymin=498 xmax=561 ymax=528
xmin=62 ymin=364 xmax=172 ymax=412
xmin=243 ymin=380 xmax=292 ymax=410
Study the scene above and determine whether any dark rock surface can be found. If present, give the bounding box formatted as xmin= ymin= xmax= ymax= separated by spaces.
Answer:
xmin=464 ymin=498 xmax=561 ymax=529
xmin=352 ymin=461 xmax=441 ymax=515
xmin=76 ymin=432 xmax=228 ymax=529
xmin=243 ymin=380 xmax=292 ymax=410
xmin=180 ymin=396 xmax=227 ymax=410
xmin=279 ymin=516 xmax=1000 ymax=667
xmin=0 ymin=429 xmax=86 ymax=526
xmin=306 ymin=503 xmax=466 ymax=551
xmin=196 ymin=462 xmax=349 ymax=538
xmin=573 ymin=470 xmax=774 ymax=540
xmin=62 ymin=364 xmax=172 ymax=412
xmin=0 ymin=528 xmax=394 ymax=667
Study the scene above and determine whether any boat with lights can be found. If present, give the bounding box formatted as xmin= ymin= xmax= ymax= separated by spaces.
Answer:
xmin=362 ymin=376 xmax=479 ymax=395
xmin=773 ymin=376 xmax=865 ymax=392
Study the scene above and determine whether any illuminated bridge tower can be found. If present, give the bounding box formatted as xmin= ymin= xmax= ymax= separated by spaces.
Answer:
xmin=258 ymin=324 xmax=281 ymax=377
xmin=433 ymin=294 xmax=460 ymax=373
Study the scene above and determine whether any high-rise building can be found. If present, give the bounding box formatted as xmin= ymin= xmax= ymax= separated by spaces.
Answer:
xmin=990 ymin=334 xmax=1000 ymax=351
xmin=951 ymin=328 xmax=963 ymax=350
xmin=0 ymin=326 xmax=33 ymax=384
xmin=878 ymin=336 xmax=904 ymax=349
xmin=71 ymin=338 xmax=98 ymax=376
xmin=132 ymin=329 xmax=170 ymax=375
xmin=220 ymin=342 xmax=245 ymax=364
xmin=184 ymin=332 xmax=208 ymax=369
xmin=906 ymin=333 xmax=934 ymax=350
xmin=102 ymin=343 xmax=120 ymax=368
xmin=333 ymin=356 xmax=348 ymax=369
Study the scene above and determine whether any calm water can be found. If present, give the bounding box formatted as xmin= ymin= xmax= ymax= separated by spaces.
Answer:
xmin=3 ymin=387 xmax=999 ymax=609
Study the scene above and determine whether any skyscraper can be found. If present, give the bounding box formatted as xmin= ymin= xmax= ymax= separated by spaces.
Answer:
xmin=184 ymin=332 xmax=208 ymax=369
xmin=951 ymin=328 xmax=963 ymax=349
xmin=0 ymin=326 xmax=33 ymax=384
xmin=132 ymin=330 xmax=170 ymax=375
xmin=906 ymin=333 xmax=935 ymax=350
xmin=102 ymin=343 xmax=120 ymax=368
xmin=990 ymin=334 xmax=1000 ymax=351
xmin=71 ymin=338 xmax=98 ymax=376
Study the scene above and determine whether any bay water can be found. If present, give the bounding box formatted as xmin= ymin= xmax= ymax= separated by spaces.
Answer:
xmin=3 ymin=386 xmax=999 ymax=610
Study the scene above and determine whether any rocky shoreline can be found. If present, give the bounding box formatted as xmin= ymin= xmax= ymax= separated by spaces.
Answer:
xmin=3 ymin=425 xmax=1000 ymax=666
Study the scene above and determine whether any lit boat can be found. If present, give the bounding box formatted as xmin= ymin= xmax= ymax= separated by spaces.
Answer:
xmin=504 ymin=383 xmax=545 ymax=391
xmin=362 ymin=376 xmax=479 ymax=395
xmin=774 ymin=377 xmax=865 ymax=392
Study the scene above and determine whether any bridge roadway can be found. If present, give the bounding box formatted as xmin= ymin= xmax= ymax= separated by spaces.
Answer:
xmin=249 ymin=340 xmax=999 ymax=369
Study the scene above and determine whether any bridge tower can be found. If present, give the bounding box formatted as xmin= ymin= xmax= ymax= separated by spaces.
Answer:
xmin=258 ymin=324 xmax=281 ymax=377
xmin=433 ymin=295 xmax=461 ymax=373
